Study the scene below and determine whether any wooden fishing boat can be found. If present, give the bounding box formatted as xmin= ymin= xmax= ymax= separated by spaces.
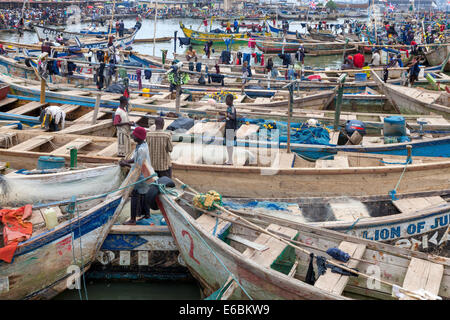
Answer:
xmin=33 ymin=24 xmax=139 ymax=42
xmin=33 ymin=25 xmax=139 ymax=50
xmin=2 ymin=130 xmax=450 ymax=199
xmin=0 ymin=159 xmax=151 ymax=299
xmin=424 ymin=45 xmax=450 ymax=72
xmin=0 ymin=94 xmax=119 ymax=136
xmin=278 ymin=12 xmax=300 ymax=19
xmin=156 ymin=186 xmax=450 ymax=299
xmin=308 ymin=29 xmax=336 ymax=41
xmin=222 ymin=190 xmax=450 ymax=255
xmin=179 ymin=22 xmax=268 ymax=45
xmin=372 ymin=71 xmax=450 ymax=119
xmin=255 ymin=41 xmax=302 ymax=54
xmin=0 ymin=73 xmax=337 ymax=113
xmin=1 ymin=165 xmax=126 ymax=207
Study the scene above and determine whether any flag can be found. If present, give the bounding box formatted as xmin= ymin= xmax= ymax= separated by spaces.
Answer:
xmin=431 ymin=1 xmax=437 ymax=7
xmin=387 ymin=3 xmax=395 ymax=11
xmin=309 ymin=1 xmax=317 ymax=9
xmin=380 ymin=0 xmax=387 ymax=2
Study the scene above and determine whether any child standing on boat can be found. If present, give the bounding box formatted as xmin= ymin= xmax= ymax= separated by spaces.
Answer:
xmin=224 ymin=94 xmax=237 ymax=165
xmin=114 ymin=96 xmax=134 ymax=157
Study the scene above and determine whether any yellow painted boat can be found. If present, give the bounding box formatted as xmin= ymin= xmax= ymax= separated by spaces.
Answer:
xmin=179 ymin=22 xmax=269 ymax=44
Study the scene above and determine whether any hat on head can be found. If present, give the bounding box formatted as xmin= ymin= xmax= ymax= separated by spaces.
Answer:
xmin=119 ymin=96 xmax=128 ymax=104
xmin=132 ymin=127 xmax=146 ymax=141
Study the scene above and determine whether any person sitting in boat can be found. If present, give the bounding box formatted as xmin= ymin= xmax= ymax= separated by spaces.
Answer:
xmin=341 ymin=55 xmax=354 ymax=70
xmin=353 ymin=49 xmax=365 ymax=69
xmin=185 ymin=46 xmax=197 ymax=61
xmin=39 ymin=105 xmax=66 ymax=132
xmin=120 ymin=127 xmax=151 ymax=225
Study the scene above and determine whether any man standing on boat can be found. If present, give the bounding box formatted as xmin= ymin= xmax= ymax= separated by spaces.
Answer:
xmin=147 ymin=117 xmax=173 ymax=178
xmin=120 ymin=127 xmax=151 ymax=225
xmin=224 ymin=94 xmax=237 ymax=166
xmin=118 ymin=19 xmax=125 ymax=37
xmin=114 ymin=96 xmax=134 ymax=157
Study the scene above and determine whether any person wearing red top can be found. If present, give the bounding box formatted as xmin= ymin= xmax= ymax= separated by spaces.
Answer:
xmin=353 ymin=50 xmax=365 ymax=69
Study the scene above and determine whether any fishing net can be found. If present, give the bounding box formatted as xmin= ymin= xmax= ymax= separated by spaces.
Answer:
xmin=0 ymin=166 xmax=124 ymax=207
xmin=193 ymin=190 xmax=222 ymax=211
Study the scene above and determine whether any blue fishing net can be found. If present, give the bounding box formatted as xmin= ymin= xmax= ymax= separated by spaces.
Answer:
xmin=239 ymin=118 xmax=332 ymax=146
xmin=223 ymin=200 xmax=298 ymax=212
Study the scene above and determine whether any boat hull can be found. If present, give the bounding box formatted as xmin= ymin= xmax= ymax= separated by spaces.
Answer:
xmin=0 ymin=197 xmax=122 ymax=299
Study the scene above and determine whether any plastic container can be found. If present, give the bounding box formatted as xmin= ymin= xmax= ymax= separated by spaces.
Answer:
xmin=43 ymin=208 xmax=59 ymax=230
xmin=384 ymin=116 xmax=406 ymax=137
xmin=354 ymin=73 xmax=367 ymax=82
xmin=37 ymin=156 xmax=65 ymax=170
xmin=142 ymin=87 xmax=151 ymax=97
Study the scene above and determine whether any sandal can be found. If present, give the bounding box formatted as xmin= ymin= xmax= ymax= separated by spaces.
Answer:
xmin=123 ymin=220 xmax=136 ymax=225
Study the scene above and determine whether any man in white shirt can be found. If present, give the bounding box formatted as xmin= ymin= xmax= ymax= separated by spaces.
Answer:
xmin=371 ymin=49 xmax=381 ymax=66
xmin=40 ymin=105 xmax=66 ymax=132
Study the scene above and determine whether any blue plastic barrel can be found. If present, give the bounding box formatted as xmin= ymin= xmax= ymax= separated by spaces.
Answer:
xmin=354 ymin=73 xmax=367 ymax=82
xmin=37 ymin=156 xmax=65 ymax=170
xmin=384 ymin=116 xmax=406 ymax=137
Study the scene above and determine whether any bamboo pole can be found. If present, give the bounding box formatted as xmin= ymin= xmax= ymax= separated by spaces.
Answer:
xmin=153 ymin=0 xmax=157 ymax=57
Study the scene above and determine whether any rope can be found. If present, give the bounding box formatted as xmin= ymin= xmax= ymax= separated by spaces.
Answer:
xmin=178 ymin=181 xmax=436 ymax=299
xmin=389 ymin=157 xmax=412 ymax=201
xmin=166 ymin=194 xmax=252 ymax=299
xmin=345 ymin=217 xmax=360 ymax=234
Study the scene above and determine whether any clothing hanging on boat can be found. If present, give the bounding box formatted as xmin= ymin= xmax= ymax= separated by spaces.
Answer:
xmin=278 ymin=53 xmax=291 ymax=67
xmin=242 ymin=53 xmax=251 ymax=65
xmin=208 ymin=74 xmax=225 ymax=86
xmin=188 ymin=62 xmax=194 ymax=71
xmin=316 ymin=256 xmax=327 ymax=276
xmin=195 ymin=62 xmax=202 ymax=73
xmin=144 ymin=69 xmax=152 ymax=80
xmin=305 ymin=253 xmax=316 ymax=285
xmin=136 ymin=69 xmax=142 ymax=90
xmin=220 ymin=50 xmax=231 ymax=65
xmin=236 ymin=52 xmax=242 ymax=65
xmin=326 ymin=248 xmax=350 ymax=263
xmin=0 ymin=205 xmax=33 ymax=263
xmin=178 ymin=37 xmax=190 ymax=47
xmin=326 ymin=264 xmax=359 ymax=277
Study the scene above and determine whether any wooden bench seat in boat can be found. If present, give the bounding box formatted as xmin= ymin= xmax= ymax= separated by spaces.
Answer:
xmin=9 ymin=101 xmax=47 ymax=115
xmin=56 ymin=90 xmax=91 ymax=96
xmin=314 ymin=241 xmax=366 ymax=295
xmin=0 ymin=97 xmax=18 ymax=110
xmin=50 ymin=137 xmax=92 ymax=155
xmin=393 ymin=196 xmax=447 ymax=213
xmin=411 ymin=117 xmax=449 ymax=126
xmin=153 ymin=92 xmax=172 ymax=100
xmin=0 ymin=131 xmax=17 ymax=146
xmin=89 ymin=142 xmax=118 ymax=157
xmin=220 ymin=223 xmax=299 ymax=300
xmin=315 ymin=156 xmax=349 ymax=168
xmin=236 ymin=124 xmax=259 ymax=139
xmin=129 ymin=98 xmax=156 ymax=105
xmin=59 ymin=104 xmax=81 ymax=114
xmin=9 ymin=134 xmax=53 ymax=151
xmin=400 ymin=257 xmax=444 ymax=300
xmin=253 ymin=98 xmax=272 ymax=104
xmin=187 ymin=121 xmax=225 ymax=138
xmin=196 ymin=211 xmax=234 ymax=240
xmin=245 ymin=224 xmax=299 ymax=274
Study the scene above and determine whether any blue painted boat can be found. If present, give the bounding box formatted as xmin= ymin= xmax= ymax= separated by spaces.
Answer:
xmin=0 ymin=161 xmax=149 ymax=299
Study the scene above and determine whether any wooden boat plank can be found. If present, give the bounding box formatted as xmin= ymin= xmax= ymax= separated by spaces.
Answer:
xmin=314 ymin=241 xmax=366 ymax=295
xmin=9 ymin=134 xmax=53 ymax=151
xmin=278 ymin=153 xmax=295 ymax=169
xmin=50 ymin=137 xmax=92 ymax=154
xmin=59 ymin=104 xmax=81 ymax=114
xmin=245 ymin=223 xmax=298 ymax=268
xmin=0 ymin=97 xmax=18 ymax=109
xmin=315 ymin=156 xmax=349 ymax=168
xmin=196 ymin=212 xmax=233 ymax=237
xmin=56 ymin=90 xmax=91 ymax=96
xmin=227 ymin=234 xmax=269 ymax=251
xmin=236 ymin=124 xmax=259 ymax=139
xmin=7 ymin=101 xmax=44 ymax=115
xmin=400 ymin=257 xmax=444 ymax=300
xmin=393 ymin=196 xmax=447 ymax=213
xmin=187 ymin=121 xmax=225 ymax=137
xmin=90 ymin=141 xmax=118 ymax=157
